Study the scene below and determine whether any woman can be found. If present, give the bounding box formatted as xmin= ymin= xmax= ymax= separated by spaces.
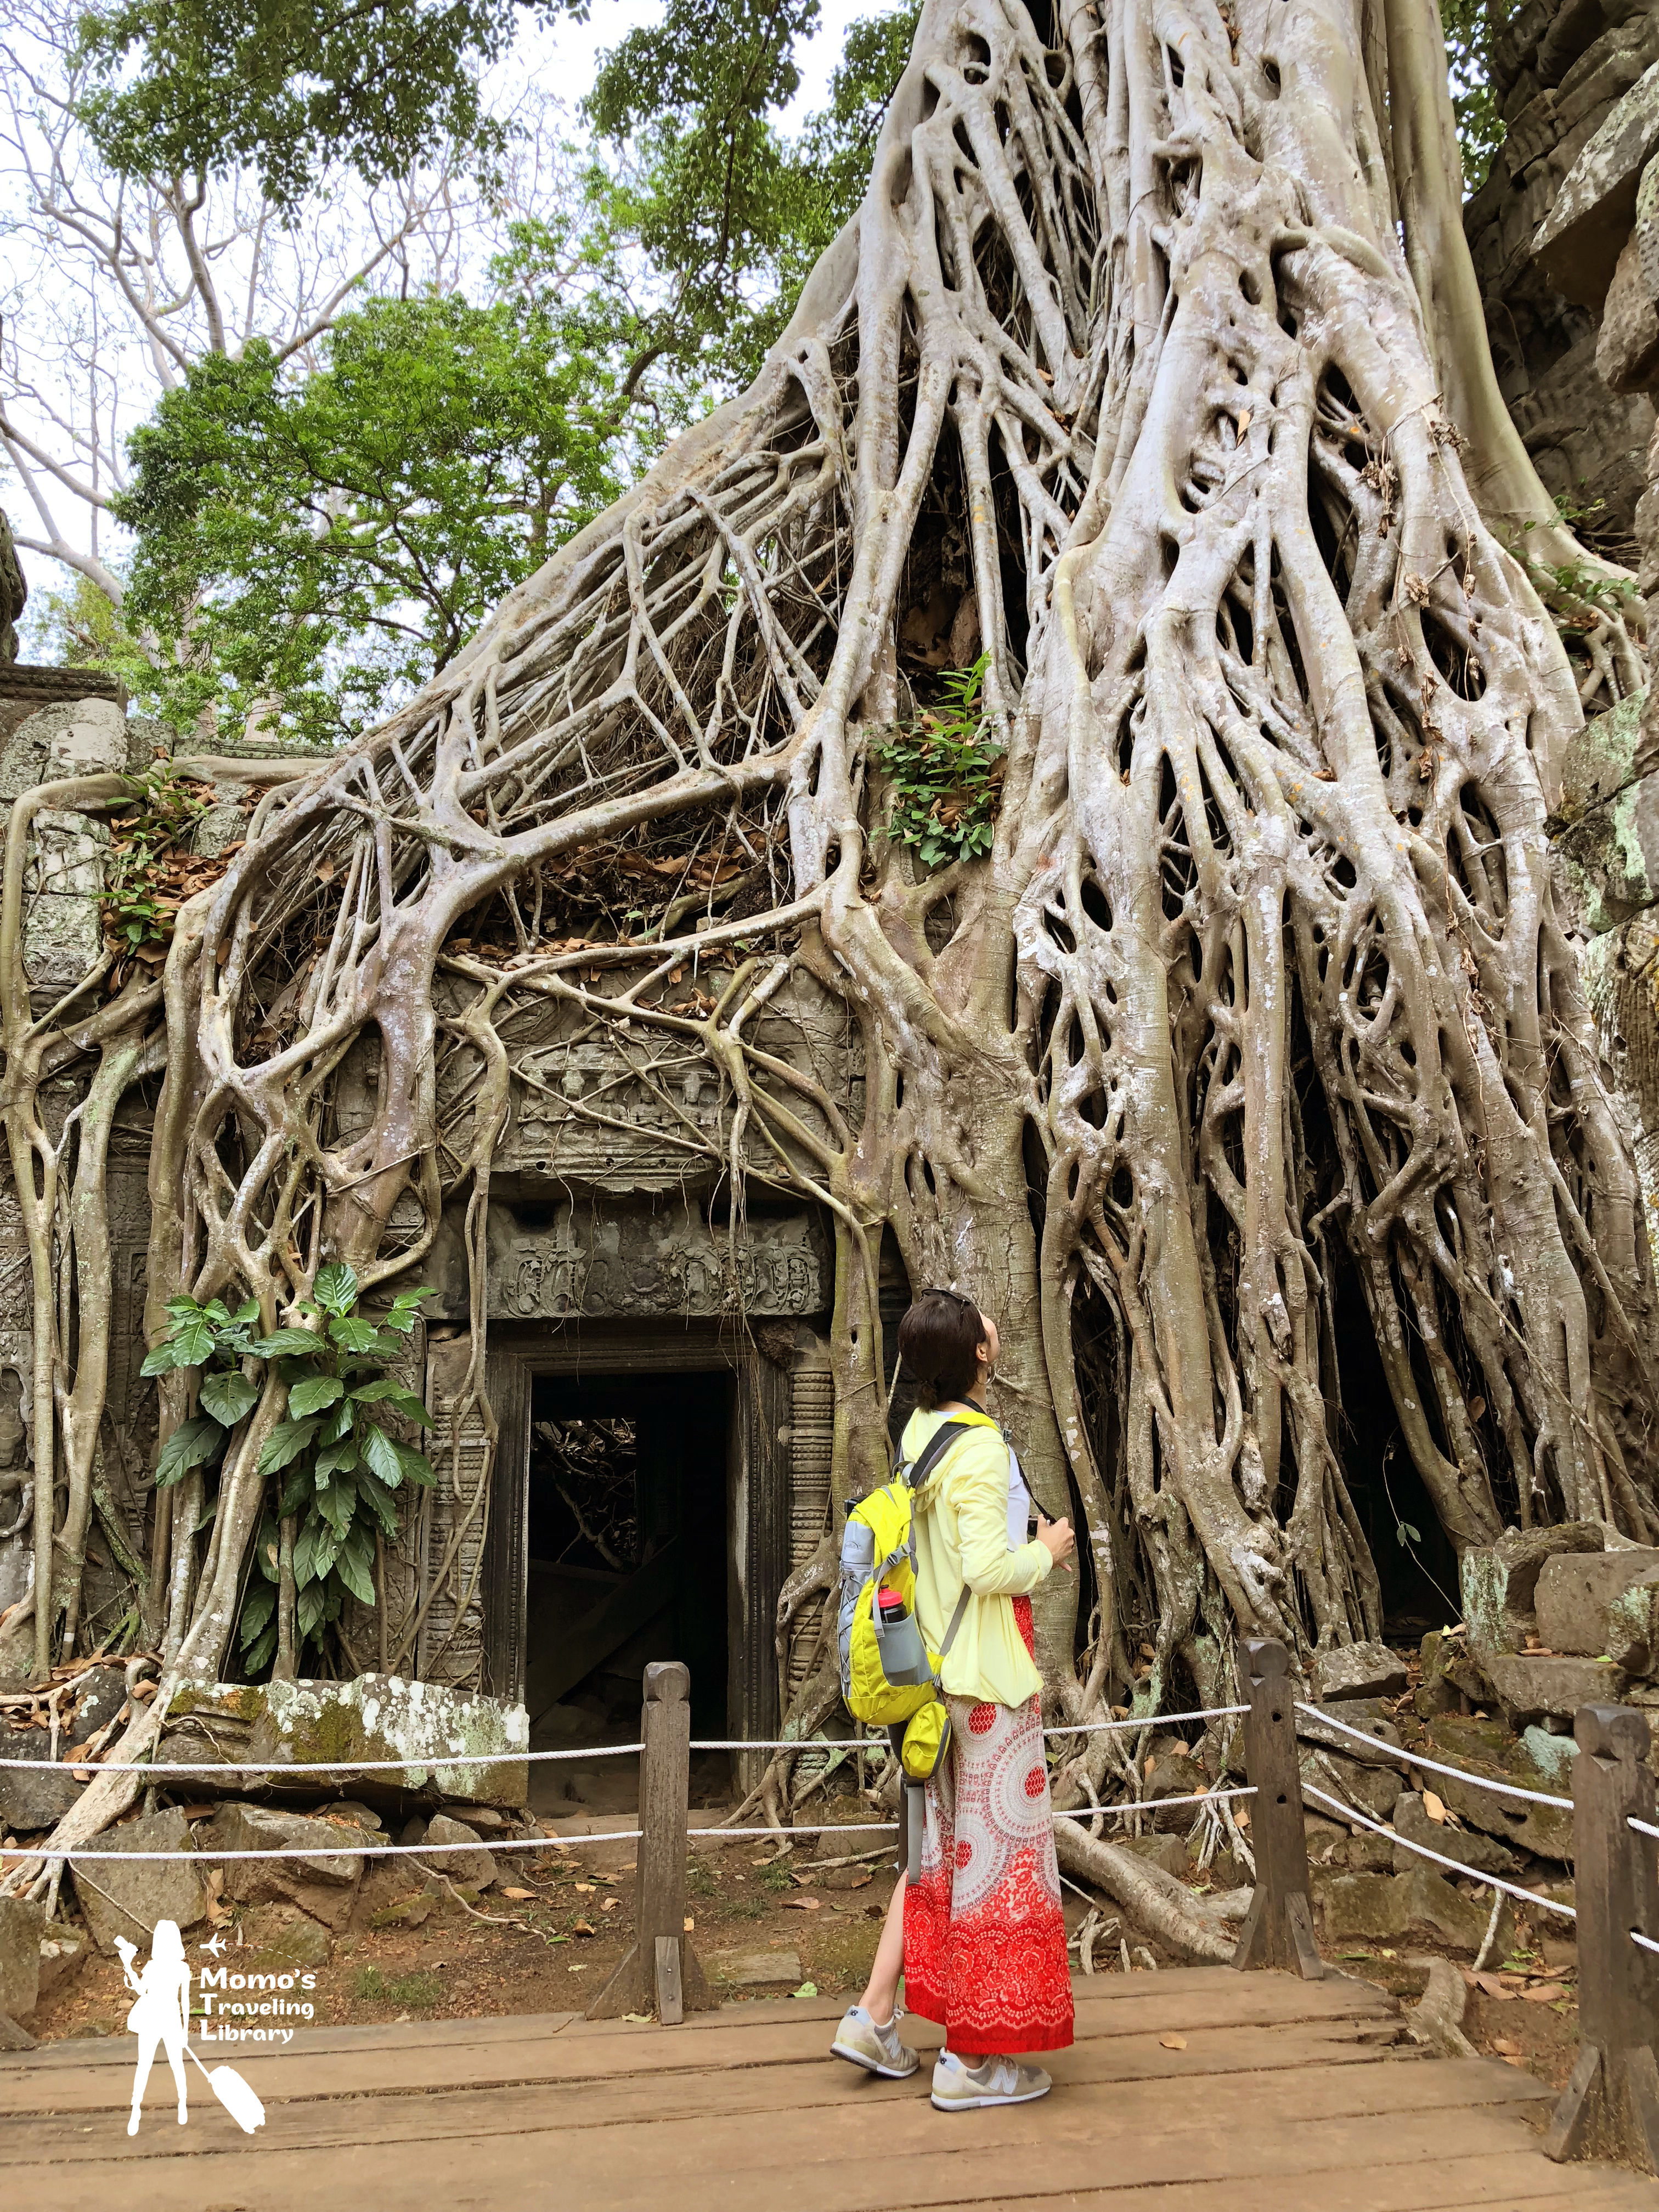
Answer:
xmin=121 ymin=1918 xmax=191 ymax=2134
xmin=832 ymin=1287 xmax=1076 ymax=2109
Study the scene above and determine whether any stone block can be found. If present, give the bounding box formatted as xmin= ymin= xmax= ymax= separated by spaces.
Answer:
xmin=421 ymin=1813 xmax=498 ymax=1889
xmin=0 ymin=1719 xmax=83 ymax=1832
xmin=1556 ymin=768 xmax=1659 ymax=928
xmin=1118 ymin=1833 xmax=1189 ymax=1881
xmin=35 ymin=1924 xmax=89 ymax=2001
xmin=1521 ymin=1724 xmax=1579 ymax=1787
xmin=1310 ymin=1642 xmax=1408 ymax=1703
xmin=1480 ymin=1651 xmax=1627 ymax=1728
xmin=1305 ymin=1751 xmax=1404 ymax=1824
xmin=71 ymin=1809 xmax=207 ymax=1954
xmin=1417 ymin=1714 xmax=1575 ymax=1861
xmin=1461 ymin=1522 xmax=1604 ymax=1660
xmin=1319 ymin=1866 xmax=1514 ymax=1954
xmin=1536 ymin=1545 xmax=1659 ymax=1659
xmin=707 ymin=1948 xmax=804 ymax=1985
xmin=1415 ymin=1628 xmax=1490 ymax=1718
xmin=162 ymin=1673 xmax=529 ymax=1810
xmin=1393 ymin=1790 xmax=1520 ymax=1876
xmin=1558 ymin=686 xmax=1645 ymax=822
xmin=1536 ymin=55 xmax=1659 ymax=302
xmin=0 ymin=1895 xmax=45 ymax=2018
xmin=204 ymin=1802 xmax=364 ymax=1929
xmin=1296 ymin=1699 xmax=1406 ymax=1764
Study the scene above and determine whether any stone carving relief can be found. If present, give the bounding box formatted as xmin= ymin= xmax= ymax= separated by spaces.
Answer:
xmin=487 ymin=1200 xmax=828 ymax=1321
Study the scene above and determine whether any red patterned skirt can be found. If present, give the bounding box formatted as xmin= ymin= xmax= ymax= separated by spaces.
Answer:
xmin=902 ymin=1596 xmax=1074 ymax=2057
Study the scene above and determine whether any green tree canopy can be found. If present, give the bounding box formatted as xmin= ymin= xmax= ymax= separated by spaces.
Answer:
xmin=115 ymin=215 xmax=661 ymax=743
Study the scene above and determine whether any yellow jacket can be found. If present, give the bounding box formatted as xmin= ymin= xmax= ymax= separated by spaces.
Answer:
xmin=905 ymin=1406 xmax=1052 ymax=1709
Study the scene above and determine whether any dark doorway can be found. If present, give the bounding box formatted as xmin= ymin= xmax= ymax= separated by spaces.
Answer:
xmin=1328 ymin=1252 xmax=1463 ymax=1638
xmin=524 ymin=1370 xmax=731 ymax=1741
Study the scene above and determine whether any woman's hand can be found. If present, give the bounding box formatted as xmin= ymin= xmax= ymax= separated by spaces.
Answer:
xmin=1036 ymin=1513 xmax=1075 ymax=1570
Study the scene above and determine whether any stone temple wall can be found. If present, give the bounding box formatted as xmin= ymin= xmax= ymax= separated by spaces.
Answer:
xmin=1465 ymin=0 xmax=1659 ymax=547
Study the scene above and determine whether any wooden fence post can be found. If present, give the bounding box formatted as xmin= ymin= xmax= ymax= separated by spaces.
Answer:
xmin=586 ymin=1661 xmax=712 ymax=2022
xmin=1231 ymin=1637 xmax=1323 ymax=1980
xmin=1546 ymin=1704 xmax=1659 ymax=2171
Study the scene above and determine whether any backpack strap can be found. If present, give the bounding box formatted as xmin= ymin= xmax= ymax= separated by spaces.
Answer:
xmin=939 ymin=1582 xmax=973 ymax=1657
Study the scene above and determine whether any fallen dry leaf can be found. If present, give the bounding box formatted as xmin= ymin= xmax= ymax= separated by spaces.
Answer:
xmin=571 ymin=1919 xmax=596 ymax=1937
xmin=1490 ymin=2037 xmax=1522 ymax=2055
xmin=1159 ymin=2034 xmax=1188 ymax=2051
xmin=1423 ymin=1788 xmax=1448 ymax=1824
xmin=501 ymin=1887 xmax=534 ymax=1901
xmin=1522 ymin=1982 xmax=1570 ymax=2004
xmin=601 ymin=1896 xmax=622 ymax=1912
xmin=782 ymin=1897 xmax=822 ymax=1912
xmin=1470 ymin=1971 xmax=1516 ymax=2000
xmin=684 ymin=1916 xmax=695 ymax=1933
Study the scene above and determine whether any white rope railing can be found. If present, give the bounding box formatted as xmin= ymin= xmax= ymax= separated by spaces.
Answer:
xmin=1053 ymin=1785 xmax=1256 ymax=1820
xmin=1302 ymin=1782 xmax=1576 ymax=1920
xmin=0 ymin=1819 xmax=904 ymax=1866
xmin=0 ymin=1741 xmax=641 ymax=1776
xmin=1043 ymin=1704 xmax=1250 ymax=1739
xmin=1630 ymin=1929 xmax=1659 ymax=1958
xmin=1295 ymin=1700 xmax=1572 ymax=1810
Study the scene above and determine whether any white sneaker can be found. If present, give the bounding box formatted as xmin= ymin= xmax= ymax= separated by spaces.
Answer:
xmin=830 ymin=2002 xmax=919 ymax=2079
xmin=930 ymin=2049 xmax=1052 ymax=2111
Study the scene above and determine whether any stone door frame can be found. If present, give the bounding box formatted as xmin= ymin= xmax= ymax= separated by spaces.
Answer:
xmin=478 ymin=1321 xmax=790 ymax=1767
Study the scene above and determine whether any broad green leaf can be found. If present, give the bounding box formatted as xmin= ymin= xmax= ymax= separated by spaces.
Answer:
xmin=358 ymin=1477 xmax=400 ymax=1536
xmin=328 ymin=1315 xmax=387 ymax=1353
xmin=324 ymin=1398 xmax=356 ymax=1444
xmin=155 ymin=1413 xmax=225 ymax=1488
xmin=390 ymin=1285 xmax=436 ymax=1311
xmin=199 ymin=1367 xmax=259 ymax=1425
xmin=313 ymin=1261 xmax=359 ymax=1313
xmin=140 ymin=1341 xmax=184 ymax=1376
xmin=361 ymin=1424 xmax=403 ymax=1487
xmin=396 ymin=1441 xmax=436 ymax=1488
xmin=251 ymin=1328 xmax=325 ymax=1358
xmin=315 ymin=1438 xmax=360 ymax=1479
xmin=238 ymin=1581 xmax=275 ymax=1645
xmin=229 ymin=1298 xmax=261 ymax=1326
xmin=311 ymin=1521 xmax=341 ymax=1581
xmin=242 ymin=1620 xmax=279 ymax=1674
xmin=257 ymin=1416 xmax=319 ymax=1474
xmin=334 ymin=1541 xmax=375 ymax=1605
xmin=277 ymin=1468 xmax=311 ymax=1519
xmin=293 ymin=1517 xmax=318 ymax=1587
xmin=317 ymin=1480 xmax=354 ymax=1538
xmin=288 ymin=1375 xmax=343 ymax=1417
xmin=348 ymin=1378 xmax=404 ymax=1403
xmin=201 ymin=1300 xmax=231 ymax=1326
xmin=297 ymin=1581 xmax=327 ymax=1639
xmin=166 ymin=1316 xmax=215 ymax=1366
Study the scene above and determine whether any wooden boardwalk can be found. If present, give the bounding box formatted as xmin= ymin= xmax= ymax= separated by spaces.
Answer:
xmin=5 ymin=1966 xmax=1659 ymax=2211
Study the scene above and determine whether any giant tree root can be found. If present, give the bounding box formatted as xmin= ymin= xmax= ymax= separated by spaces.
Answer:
xmin=1054 ymin=1818 xmax=1243 ymax=1962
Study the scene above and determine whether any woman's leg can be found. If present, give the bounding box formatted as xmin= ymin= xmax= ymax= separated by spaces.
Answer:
xmin=855 ymin=1872 xmax=906 ymax=2025
xmin=162 ymin=2026 xmax=188 ymax=2119
xmin=129 ymin=2029 xmax=157 ymax=2132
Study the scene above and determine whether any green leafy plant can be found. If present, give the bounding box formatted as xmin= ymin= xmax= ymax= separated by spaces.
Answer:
xmin=143 ymin=1261 xmax=435 ymax=1672
xmin=872 ymin=652 xmax=1005 ymax=868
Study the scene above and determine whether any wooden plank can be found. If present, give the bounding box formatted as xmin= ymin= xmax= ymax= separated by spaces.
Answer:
xmin=0 ymin=2096 xmax=1580 ymax=2212
xmin=982 ymin=2160 xmax=1659 ymax=2211
xmin=0 ymin=2019 xmax=1418 ymax=2148
xmin=0 ymin=1989 xmax=1401 ymax=2118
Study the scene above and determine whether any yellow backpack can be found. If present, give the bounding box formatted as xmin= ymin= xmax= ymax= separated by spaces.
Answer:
xmin=837 ymin=1410 xmax=1000 ymax=1780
